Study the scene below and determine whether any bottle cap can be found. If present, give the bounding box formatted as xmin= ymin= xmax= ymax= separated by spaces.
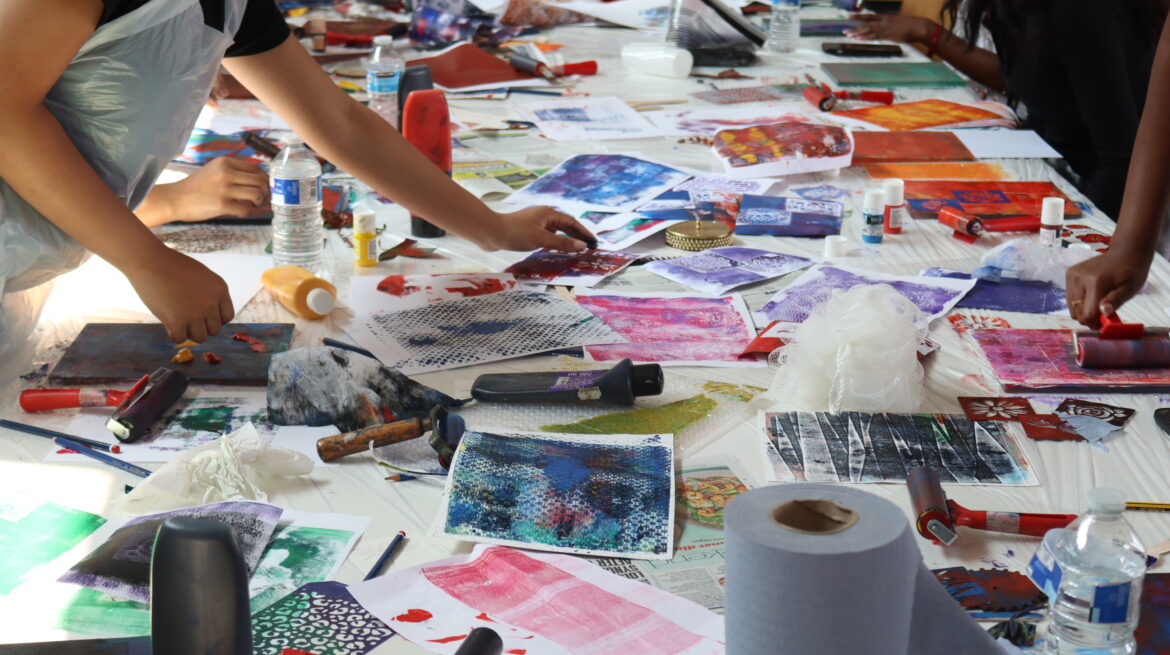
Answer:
xmin=1087 ymin=487 xmax=1125 ymax=514
xmin=882 ymin=178 xmax=904 ymax=206
xmin=283 ymin=134 xmax=304 ymax=147
xmin=306 ymin=288 xmax=335 ymax=316
xmin=823 ymin=235 xmax=847 ymax=258
xmin=1041 ymin=197 xmax=1065 ymax=227
xmin=373 ymin=35 xmax=393 ymax=47
xmin=354 ymin=209 xmax=376 ymax=234
xmin=631 ymin=364 xmax=665 ymax=397
xmin=863 ymin=189 xmax=885 ymax=215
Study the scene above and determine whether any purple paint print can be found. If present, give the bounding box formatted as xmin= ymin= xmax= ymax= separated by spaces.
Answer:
xmin=505 ymin=249 xmax=638 ymax=287
xmin=60 ymin=500 xmax=282 ymax=603
xmin=971 ymin=329 xmax=1170 ymax=392
xmin=645 ymin=246 xmax=812 ymax=295
xmin=576 ymin=291 xmax=759 ymax=366
xmin=507 ymin=154 xmax=691 ymax=214
xmin=735 ymin=195 xmax=843 ymax=237
xmin=921 ymin=268 xmax=1066 ymax=314
xmin=753 ymin=263 xmax=975 ymax=325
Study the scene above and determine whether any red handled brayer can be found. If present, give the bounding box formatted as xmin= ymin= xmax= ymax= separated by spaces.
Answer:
xmin=907 ymin=466 xmax=1075 ymax=545
xmin=401 ymin=89 xmax=451 ymax=239
xmin=21 ymin=367 xmax=189 ymax=433
xmin=1074 ymin=312 xmax=1170 ymax=368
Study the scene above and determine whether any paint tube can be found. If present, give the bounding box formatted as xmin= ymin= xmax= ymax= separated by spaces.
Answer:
xmin=470 ymin=358 xmax=663 ymax=405
xmin=882 ymin=178 xmax=907 ymax=235
xmin=353 ymin=203 xmax=378 ymax=267
xmin=1039 ymin=197 xmax=1064 ymax=248
xmin=861 ymin=189 xmax=884 ymax=244
xmin=260 ymin=266 xmax=336 ymax=320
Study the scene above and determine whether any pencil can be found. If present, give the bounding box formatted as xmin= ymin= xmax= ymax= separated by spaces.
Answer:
xmin=363 ymin=530 xmax=407 ymax=581
xmin=0 ymin=418 xmax=113 ymax=452
xmin=1126 ymin=502 xmax=1170 ymax=512
xmin=54 ymin=436 xmax=152 ymax=479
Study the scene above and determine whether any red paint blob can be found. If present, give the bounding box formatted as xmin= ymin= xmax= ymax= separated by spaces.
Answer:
xmin=506 ymin=650 xmax=527 ymax=654
xmin=475 ymin=612 xmax=494 ymax=622
xmin=428 ymin=634 xmax=467 ymax=644
xmin=111 ymin=445 xmax=122 ymax=454
xmin=232 ymin=333 xmax=267 ymax=353
xmin=393 ymin=609 xmax=433 ymax=623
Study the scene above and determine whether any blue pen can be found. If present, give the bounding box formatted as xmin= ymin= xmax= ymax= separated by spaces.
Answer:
xmin=54 ymin=436 xmax=152 ymax=478
xmin=0 ymin=418 xmax=113 ymax=452
xmin=363 ymin=530 xmax=407 ymax=581
xmin=322 ymin=337 xmax=378 ymax=360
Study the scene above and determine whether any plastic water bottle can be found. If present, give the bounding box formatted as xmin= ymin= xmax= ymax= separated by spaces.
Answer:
xmin=765 ymin=0 xmax=800 ymax=54
xmin=1029 ymin=488 xmax=1146 ymax=654
xmin=366 ymin=35 xmax=404 ymax=127
xmin=270 ymin=135 xmax=323 ymax=272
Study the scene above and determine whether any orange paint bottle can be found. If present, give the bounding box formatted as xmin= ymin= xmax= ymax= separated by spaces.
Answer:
xmin=261 ymin=266 xmax=336 ymax=320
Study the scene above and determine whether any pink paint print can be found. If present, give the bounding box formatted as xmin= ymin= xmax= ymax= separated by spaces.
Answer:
xmin=972 ymin=329 xmax=1170 ymax=392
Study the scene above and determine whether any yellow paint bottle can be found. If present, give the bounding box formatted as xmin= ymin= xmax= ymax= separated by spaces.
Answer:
xmin=353 ymin=205 xmax=378 ymax=267
xmin=261 ymin=266 xmax=336 ymax=320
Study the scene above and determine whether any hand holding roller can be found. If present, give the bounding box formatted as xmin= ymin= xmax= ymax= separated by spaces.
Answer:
xmin=1074 ymin=311 xmax=1170 ymax=368
xmin=907 ymin=466 xmax=1075 ymax=545
xmin=316 ymin=405 xmax=465 ymax=464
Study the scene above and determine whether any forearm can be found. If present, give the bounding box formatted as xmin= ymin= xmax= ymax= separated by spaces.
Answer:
xmin=919 ymin=23 xmax=1006 ymax=92
xmin=0 ymin=105 xmax=170 ymax=272
xmin=135 ymin=183 xmax=179 ymax=228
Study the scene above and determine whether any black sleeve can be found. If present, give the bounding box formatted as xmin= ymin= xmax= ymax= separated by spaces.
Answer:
xmin=225 ymin=0 xmax=291 ymax=58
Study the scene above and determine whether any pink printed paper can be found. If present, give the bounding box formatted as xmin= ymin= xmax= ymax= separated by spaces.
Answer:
xmin=971 ymin=329 xmax=1170 ymax=392
xmin=575 ymin=291 xmax=761 ymax=367
xmin=348 ymin=545 xmax=724 ymax=655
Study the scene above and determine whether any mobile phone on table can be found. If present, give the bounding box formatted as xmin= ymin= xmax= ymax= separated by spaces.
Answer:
xmin=822 ymin=42 xmax=904 ymax=57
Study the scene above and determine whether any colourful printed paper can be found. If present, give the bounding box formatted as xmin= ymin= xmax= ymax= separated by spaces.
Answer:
xmin=60 ymin=501 xmax=282 ymax=603
xmin=903 ymin=181 xmax=1080 ymax=219
xmin=958 ymin=397 xmax=1036 ymax=422
xmin=439 ymin=429 xmax=675 ymax=559
xmin=347 ymin=289 xmax=626 ymax=375
xmin=349 ymin=545 xmax=725 ymax=654
xmin=452 ymin=160 xmax=538 ymax=198
xmin=1055 ymin=399 xmax=1134 ymax=427
xmin=1018 ymin=414 xmax=1084 ymax=442
xmin=645 ymin=246 xmax=811 ymax=295
xmin=690 ymin=83 xmax=806 ymax=105
xmin=831 ymin=99 xmax=1007 ymax=131
xmin=760 ymin=411 xmax=1035 ymax=484
xmin=360 ymin=273 xmax=517 ymax=312
xmin=646 ymin=104 xmax=816 ymax=136
xmin=252 ymin=581 xmax=395 ymax=655
xmin=0 ymin=491 xmax=107 ymax=595
xmin=674 ymin=176 xmax=773 ymax=197
xmin=506 ymin=154 xmax=691 ymax=214
xmin=576 ymin=291 xmax=760 ymax=366
xmin=734 ymin=195 xmax=843 ymax=236
xmin=713 ymin=122 xmax=853 ymax=178
xmin=504 ymin=249 xmax=638 ymax=287
xmin=753 ymin=263 xmax=975 ymax=326
xmin=920 ymin=268 xmax=1067 ymax=314
xmin=594 ymin=214 xmax=674 ymax=250
xmin=971 ymin=329 xmax=1170 ymax=392
xmin=513 ymin=96 xmax=663 ymax=141
xmin=861 ymin=162 xmax=1008 ymax=181
xmin=821 ymin=61 xmax=967 ymax=87
xmin=852 ymin=131 xmax=974 ymax=164
xmin=1060 ymin=223 xmax=1112 ymax=252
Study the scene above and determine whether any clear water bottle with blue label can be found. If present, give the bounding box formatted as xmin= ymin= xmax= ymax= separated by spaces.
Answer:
xmin=1030 ymin=488 xmax=1145 ymax=654
xmin=765 ymin=0 xmax=800 ymax=54
xmin=270 ymin=135 xmax=324 ymax=272
xmin=366 ymin=35 xmax=403 ymax=127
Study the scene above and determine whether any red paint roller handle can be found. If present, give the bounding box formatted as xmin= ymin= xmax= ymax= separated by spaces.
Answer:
xmin=835 ymin=90 xmax=895 ymax=105
xmin=802 ymin=84 xmax=836 ymax=112
xmin=982 ymin=216 xmax=1042 ymax=232
xmin=948 ymin=500 xmax=1076 ymax=538
xmin=20 ymin=388 xmax=126 ymax=412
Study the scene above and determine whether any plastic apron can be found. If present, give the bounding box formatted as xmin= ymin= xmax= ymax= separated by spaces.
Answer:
xmin=0 ymin=0 xmax=246 ymax=378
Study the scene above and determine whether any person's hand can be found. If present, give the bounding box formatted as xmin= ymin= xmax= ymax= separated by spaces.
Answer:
xmin=483 ymin=206 xmax=596 ymax=252
xmin=1065 ymin=250 xmax=1152 ymax=327
xmin=846 ymin=13 xmax=935 ymax=44
xmin=124 ymin=247 xmax=235 ymax=343
xmin=159 ymin=156 xmax=269 ymax=222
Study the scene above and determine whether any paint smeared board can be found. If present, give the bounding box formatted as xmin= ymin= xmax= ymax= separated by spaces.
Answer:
xmin=759 ymin=411 xmax=1036 ymax=485
xmin=49 ymin=323 xmax=294 ymax=386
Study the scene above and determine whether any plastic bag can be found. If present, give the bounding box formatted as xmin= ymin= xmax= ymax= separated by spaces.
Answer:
xmin=114 ymin=423 xmax=313 ymax=516
xmin=973 ymin=237 xmax=1094 ymax=287
xmin=762 ymin=284 xmax=926 ymax=413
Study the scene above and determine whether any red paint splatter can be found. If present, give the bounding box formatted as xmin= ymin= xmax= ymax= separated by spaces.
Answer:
xmin=393 ymin=609 xmax=433 ymax=623
xmin=506 ymin=650 xmax=527 ymax=654
xmin=110 ymin=445 xmax=122 ymax=454
xmin=427 ymin=634 xmax=467 ymax=644
xmin=203 ymin=352 xmax=222 ymax=364
xmin=56 ymin=448 xmax=78 ymax=455
xmin=232 ymin=333 xmax=267 ymax=353
xmin=476 ymin=612 xmax=494 ymax=622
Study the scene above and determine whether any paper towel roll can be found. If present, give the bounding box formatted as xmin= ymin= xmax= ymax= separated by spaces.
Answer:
xmin=724 ymin=484 xmax=1001 ymax=655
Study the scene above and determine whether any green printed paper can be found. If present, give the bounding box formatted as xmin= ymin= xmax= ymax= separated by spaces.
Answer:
xmin=821 ymin=62 xmax=966 ymax=88
xmin=57 ymin=588 xmax=150 ymax=637
xmin=249 ymin=525 xmax=356 ymax=612
xmin=0 ymin=495 xmax=106 ymax=595
xmin=542 ymin=394 xmax=718 ymax=434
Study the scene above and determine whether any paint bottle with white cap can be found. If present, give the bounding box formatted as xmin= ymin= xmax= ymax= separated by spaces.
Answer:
xmin=861 ymin=189 xmax=885 ymax=244
xmin=1040 ymin=197 xmax=1065 ymax=248
xmin=882 ymin=179 xmax=908 ymax=235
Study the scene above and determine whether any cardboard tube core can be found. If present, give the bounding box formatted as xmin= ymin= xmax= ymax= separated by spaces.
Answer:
xmin=773 ymin=499 xmax=859 ymax=535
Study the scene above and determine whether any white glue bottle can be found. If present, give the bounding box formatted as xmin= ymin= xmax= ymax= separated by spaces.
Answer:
xmin=861 ymin=189 xmax=885 ymax=244
xmin=882 ymin=178 xmax=908 ymax=235
xmin=1040 ymin=196 xmax=1065 ymax=248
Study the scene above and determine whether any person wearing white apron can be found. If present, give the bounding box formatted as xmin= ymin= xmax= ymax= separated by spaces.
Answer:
xmin=0 ymin=0 xmax=593 ymax=379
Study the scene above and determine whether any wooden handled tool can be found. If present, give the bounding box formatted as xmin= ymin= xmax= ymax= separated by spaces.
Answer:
xmin=316 ymin=405 xmax=465 ymax=463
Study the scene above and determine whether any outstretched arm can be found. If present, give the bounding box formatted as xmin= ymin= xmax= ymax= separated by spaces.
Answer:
xmin=223 ymin=35 xmax=593 ymax=252
xmin=847 ymin=13 xmax=1005 ymax=91
xmin=1066 ymin=13 xmax=1170 ymax=326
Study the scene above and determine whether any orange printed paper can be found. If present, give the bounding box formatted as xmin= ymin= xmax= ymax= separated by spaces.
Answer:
xmin=833 ymin=99 xmax=1003 ymax=131
xmin=862 ymin=162 xmax=1008 ymax=181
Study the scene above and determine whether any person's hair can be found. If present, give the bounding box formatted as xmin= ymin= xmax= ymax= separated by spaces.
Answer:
xmin=940 ymin=0 xmax=1169 ymax=59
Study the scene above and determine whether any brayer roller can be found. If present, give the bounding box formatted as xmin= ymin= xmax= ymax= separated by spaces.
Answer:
xmin=1074 ymin=312 xmax=1170 ymax=369
xmin=316 ymin=405 xmax=465 ymax=465
xmin=907 ymin=466 xmax=1075 ymax=545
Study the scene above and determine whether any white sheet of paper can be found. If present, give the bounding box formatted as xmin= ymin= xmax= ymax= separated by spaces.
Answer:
xmin=948 ymin=129 xmax=1061 ymax=159
xmin=346 ymin=273 xmax=521 ymax=318
xmin=349 ymin=544 xmax=725 ymax=655
xmin=512 ymin=96 xmax=663 ymax=141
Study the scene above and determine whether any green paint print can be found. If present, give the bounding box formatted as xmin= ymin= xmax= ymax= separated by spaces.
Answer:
xmin=0 ymin=499 xmax=106 ymax=595
xmin=701 ymin=381 xmax=764 ymax=403
xmin=56 ymin=588 xmax=149 ymax=637
xmin=249 ymin=525 xmax=355 ymax=612
xmin=174 ymin=405 xmax=236 ymax=432
xmin=542 ymin=394 xmax=718 ymax=434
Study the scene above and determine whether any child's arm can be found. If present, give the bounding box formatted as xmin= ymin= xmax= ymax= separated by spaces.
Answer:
xmin=223 ymin=35 xmax=594 ymax=252
xmin=136 ymin=157 xmax=269 ymax=227
xmin=0 ymin=0 xmax=233 ymax=342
